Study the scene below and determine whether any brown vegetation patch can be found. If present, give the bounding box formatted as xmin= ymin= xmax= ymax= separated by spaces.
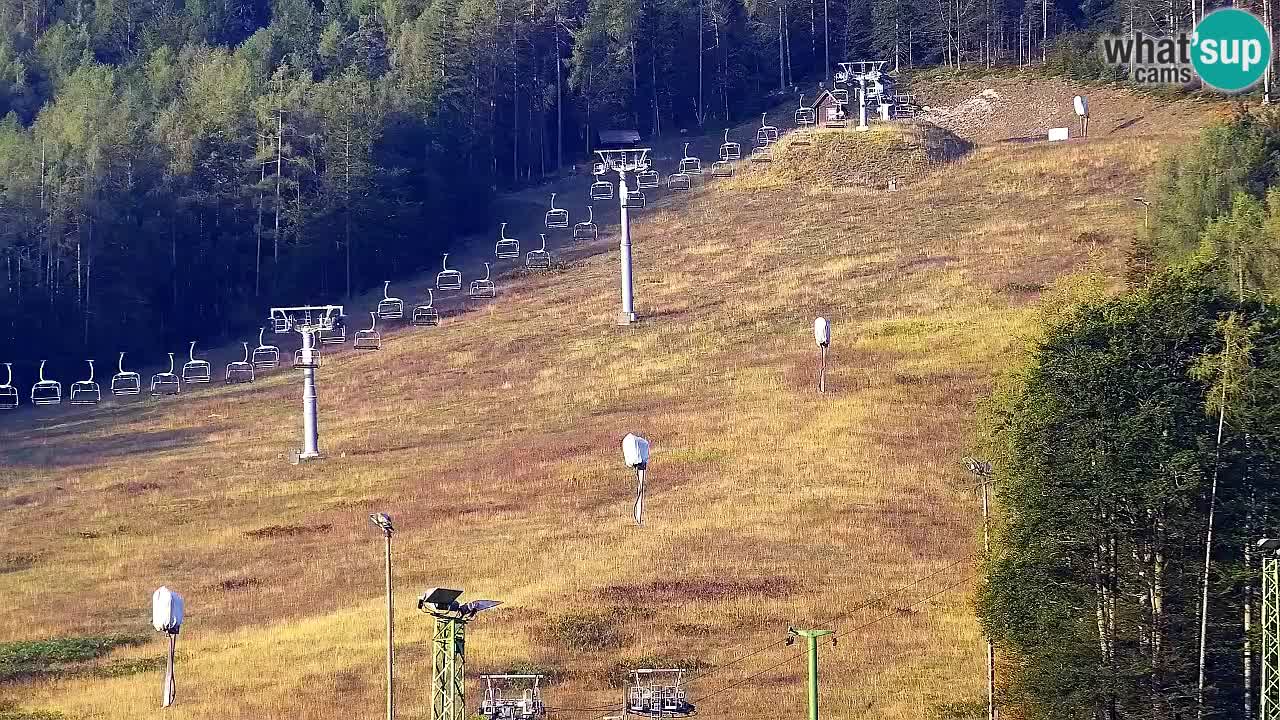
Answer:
xmin=243 ymin=523 xmax=333 ymax=539
xmin=215 ymin=577 xmax=262 ymax=592
xmin=601 ymin=576 xmax=796 ymax=605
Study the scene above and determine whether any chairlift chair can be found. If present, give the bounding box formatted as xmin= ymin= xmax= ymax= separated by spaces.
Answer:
xmin=496 ymin=222 xmax=520 ymax=259
xmin=574 ymin=205 xmax=598 ymax=241
xmin=437 ymin=253 xmax=463 ymax=291
xmin=625 ymin=670 xmax=695 ymax=718
xmin=591 ymin=169 xmax=615 ymax=201
xmin=751 ymin=145 xmax=773 ymax=162
xmin=667 ymin=171 xmax=691 ymax=191
xmin=226 ymin=342 xmax=255 ymax=383
xmin=545 ymin=193 xmax=569 ymax=229
xmin=636 ymin=162 xmax=659 ymax=190
xmin=480 ymin=675 xmax=546 ymax=720
xmin=526 ymin=234 xmax=552 ymax=270
xmin=182 ymin=341 xmax=211 ymax=384
xmin=796 ymin=94 xmax=816 ymax=127
xmin=30 ymin=360 xmax=62 ymax=406
xmin=756 ymin=113 xmax=779 ymax=146
xmin=0 ymin=363 xmax=18 ymax=410
xmin=271 ymin=311 xmax=292 ymax=333
xmin=69 ymin=360 xmax=101 ymax=405
xmin=719 ymin=129 xmax=741 ymax=161
xmin=625 ymin=189 xmax=646 ymax=210
xmin=252 ymin=328 xmax=280 ymax=370
xmin=711 ymin=160 xmax=733 ymax=177
xmin=320 ymin=315 xmax=347 ymax=345
xmin=412 ymin=289 xmax=440 ymax=326
xmin=293 ymin=340 xmax=321 ymax=369
xmin=469 ymin=262 xmax=497 ymax=299
xmin=832 ymin=85 xmax=850 ymax=105
xmin=110 ymin=352 xmax=141 ymax=395
xmin=377 ymin=281 xmax=404 ymax=320
xmin=678 ymin=143 xmax=702 ymax=175
xmin=353 ymin=312 xmax=382 ymax=351
xmin=150 ymin=354 xmax=181 ymax=396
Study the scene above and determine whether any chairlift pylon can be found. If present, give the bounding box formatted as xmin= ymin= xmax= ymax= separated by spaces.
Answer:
xmin=469 ymin=262 xmax=496 ymax=299
xmin=69 ymin=360 xmax=101 ymax=405
xmin=412 ymin=289 xmax=440 ymax=327
xmin=719 ymin=129 xmax=741 ymax=161
xmin=151 ymin=354 xmax=181 ymax=396
xmin=625 ymin=669 xmax=695 ymax=718
xmin=377 ymin=281 xmax=404 ymax=320
xmin=353 ymin=311 xmax=382 ymax=351
xmin=0 ymin=363 xmax=19 ymax=410
xmin=226 ymin=342 xmax=255 ymax=383
xmin=111 ymin=352 xmax=141 ymax=395
xmin=496 ymin=222 xmax=520 ymax=259
xmin=437 ymin=253 xmax=463 ymax=291
xmin=30 ymin=360 xmax=61 ymax=406
xmin=182 ymin=341 xmax=211 ymax=384
xmin=574 ymin=205 xmax=598 ymax=241
xmin=526 ymin=234 xmax=552 ymax=270
xmin=679 ymin=142 xmax=702 ymax=175
xmin=545 ymin=193 xmax=569 ymax=229
xmin=252 ymin=328 xmax=280 ymax=370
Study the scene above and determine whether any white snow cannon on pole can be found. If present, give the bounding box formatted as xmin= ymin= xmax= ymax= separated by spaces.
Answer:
xmin=151 ymin=586 xmax=185 ymax=708
xmin=622 ymin=433 xmax=651 ymax=526
xmin=814 ymin=317 xmax=831 ymax=393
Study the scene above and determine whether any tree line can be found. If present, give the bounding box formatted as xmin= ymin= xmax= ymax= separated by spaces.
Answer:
xmin=979 ymin=108 xmax=1280 ymax=719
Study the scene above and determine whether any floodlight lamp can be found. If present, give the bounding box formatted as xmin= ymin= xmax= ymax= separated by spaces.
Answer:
xmin=1258 ymin=538 xmax=1280 ymax=552
xmin=369 ymin=512 xmax=394 ymax=533
xmin=964 ymin=457 xmax=992 ymax=478
xmin=418 ymin=586 xmax=465 ymax=613
xmin=1073 ymin=95 xmax=1089 ymax=118
xmin=460 ymin=599 xmax=503 ymax=617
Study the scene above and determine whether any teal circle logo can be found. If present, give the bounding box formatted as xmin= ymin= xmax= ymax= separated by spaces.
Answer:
xmin=1191 ymin=8 xmax=1272 ymax=92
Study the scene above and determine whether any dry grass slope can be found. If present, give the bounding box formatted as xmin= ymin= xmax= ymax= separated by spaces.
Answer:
xmin=0 ymin=77 xmax=1217 ymax=720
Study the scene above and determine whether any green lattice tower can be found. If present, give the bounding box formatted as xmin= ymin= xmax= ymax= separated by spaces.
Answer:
xmin=1264 ymin=557 xmax=1280 ymax=720
xmin=432 ymin=616 xmax=466 ymax=720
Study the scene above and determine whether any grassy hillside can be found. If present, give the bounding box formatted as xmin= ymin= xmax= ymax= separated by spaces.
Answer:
xmin=0 ymin=77 xmax=1218 ymax=720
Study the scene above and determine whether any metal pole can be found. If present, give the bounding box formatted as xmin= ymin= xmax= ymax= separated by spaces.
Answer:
xmin=818 ymin=346 xmax=826 ymax=393
xmin=618 ymin=172 xmax=635 ymax=325
xmin=1264 ymin=556 xmax=1280 ymax=720
xmin=823 ymin=0 xmax=829 ymax=85
xmin=163 ymin=633 xmax=176 ymax=707
xmin=300 ymin=330 xmax=320 ymax=459
xmin=807 ymin=634 xmax=820 ymax=720
xmin=385 ymin=530 xmax=394 ymax=720
xmin=981 ymin=480 xmax=996 ymax=720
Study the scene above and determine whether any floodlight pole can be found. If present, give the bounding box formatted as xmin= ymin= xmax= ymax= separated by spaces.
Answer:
xmin=618 ymin=170 xmax=636 ymax=325
xmin=300 ymin=329 xmax=320 ymax=460
xmin=382 ymin=525 xmax=395 ymax=720
xmin=790 ymin=628 xmax=832 ymax=720
xmin=967 ymin=459 xmax=998 ymax=720
xmin=431 ymin=615 xmax=467 ymax=720
xmin=1261 ymin=540 xmax=1280 ymax=720
xmin=818 ymin=346 xmax=827 ymax=393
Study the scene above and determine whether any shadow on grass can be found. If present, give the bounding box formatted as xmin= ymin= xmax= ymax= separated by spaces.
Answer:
xmin=0 ymin=423 xmax=210 ymax=470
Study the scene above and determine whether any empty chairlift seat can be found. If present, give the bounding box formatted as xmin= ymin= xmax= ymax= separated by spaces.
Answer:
xmin=412 ymin=289 xmax=440 ymax=327
xmin=69 ymin=360 xmax=101 ymax=405
xmin=667 ymin=172 xmax=690 ymax=191
xmin=353 ymin=312 xmax=382 ymax=351
xmin=625 ymin=189 xmax=646 ymax=210
xmin=795 ymin=94 xmax=815 ymax=127
xmin=252 ymin=328 xmax=280 ymax=370
xmin=573 ymin=206 xmax=598 ymax=241
xmin=226 ymin=342 xmax=255 ymax=383
xmin=756 ymin=113 xmax=779 ymax=146
xmin=30 ymin=360 xmax=61 ymax=406
xmin=320 ymin=315 xmax=347 ymax=345
xmin=636 ymin=162 xmax=659 ymax=190
xmin=469 ymin=262 xmax=496 ymax=299
xmin=591 ymin=168 xmax=615 ymax=201
xmin=719 ymin=129 xmax=741 ymax=161
xmin=495 ymin=223 xmax=520 ymax=259
xmin=111 ymin=352 xmax=141 ymax=395
xmin=711 ymin=160 xmax=733 ymax=178
xmin=544 ymin=193 xmax=569 ymax=229
xmin=526 ymin=234 xmax=552 ymax=270
xmin=0 ymin=363 xmax=19 ymax=410
xmin=377 ymin=281 xmax=404 ymax=320
xmin=182 ymin=341 xmax=211 ymax=384
xmin=437 ymin=253 xmax=462 ymax=291
xmin=151 ymin=353 xmax=181 ymax=396
xmin=678 ymin=143 xmax=702 ymax=175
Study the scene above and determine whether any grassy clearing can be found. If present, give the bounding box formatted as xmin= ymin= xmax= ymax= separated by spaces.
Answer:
xmin=0 ymin=79 xmax=1215 ymax=720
